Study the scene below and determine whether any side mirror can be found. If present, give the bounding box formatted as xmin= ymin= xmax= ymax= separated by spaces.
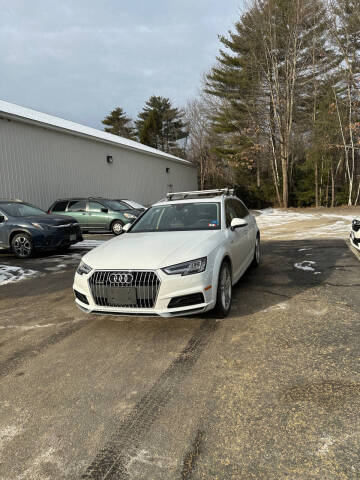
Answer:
xmin=0 ymin=215 xmax=5 ymax=223
xmin=101 ymin=208 xmax=108 ymax=213
xmin=230 ymin=218 xmax=248 ymax=231
xmin=123 ymin=222 xmax=131 ymax=233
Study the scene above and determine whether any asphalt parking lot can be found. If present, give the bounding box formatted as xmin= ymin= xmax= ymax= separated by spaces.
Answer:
xmin=1 ymin=216 xmax=360 ymax=479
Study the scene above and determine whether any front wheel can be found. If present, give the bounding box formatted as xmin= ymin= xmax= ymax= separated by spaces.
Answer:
xmin=111 ymin=220 xmax=124 ymax=235
xmin=251 ymin=234 xmax=260 ymax=268
xmin=12 ymin=233 xmax=34 ymax=259
xmin=214 ymin=261 xmax=232 ymax=318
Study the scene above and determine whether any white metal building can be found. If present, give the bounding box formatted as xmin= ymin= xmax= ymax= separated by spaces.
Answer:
xmin=0 ymin=100 xmax=197 ymax=209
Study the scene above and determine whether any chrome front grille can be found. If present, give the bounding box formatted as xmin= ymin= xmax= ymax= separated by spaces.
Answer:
xmin=88 ymin=270 xmax=161 ymax=308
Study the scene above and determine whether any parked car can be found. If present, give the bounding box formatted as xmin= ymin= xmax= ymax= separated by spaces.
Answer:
xmin=114 ymin=199 xmax=146 ymax=212
xmin=48 ymin=198 xmax=141 ymax=235
xmin=0 ymin=199 xmax=82 ymax=258
xmin=73 ymin=188 xmax=260 ymax=318
xmin=350 ymin=218 xmax=360 ymax=250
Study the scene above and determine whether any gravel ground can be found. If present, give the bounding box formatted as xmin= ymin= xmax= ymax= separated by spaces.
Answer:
xmin=0 ymin=214 xmax=359 ymax=479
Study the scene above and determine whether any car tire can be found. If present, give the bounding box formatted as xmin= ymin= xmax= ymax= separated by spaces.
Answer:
xmin=214 ymin=260 xmax=232 ymax=318
xmin=251 ymin=234 xmax=260 ymax=268
xmin=111 ymin=220 xmax=124 ymax=235
xmin=11 ymin=233 xmax=34 ymax=259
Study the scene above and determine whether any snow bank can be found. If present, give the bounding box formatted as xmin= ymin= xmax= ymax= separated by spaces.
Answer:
xmin=256 ymin=208 xmax=355 ymax=239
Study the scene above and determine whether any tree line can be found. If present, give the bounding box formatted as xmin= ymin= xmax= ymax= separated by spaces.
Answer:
xmin=103 ymin=0 xmax=360 ymax=208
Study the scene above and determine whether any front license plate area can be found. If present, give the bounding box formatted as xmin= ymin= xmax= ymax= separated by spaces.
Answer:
xmin=107 ymin=286 xmax=137 ymax=305
xmin=70 ymin=233 xmax=76 ymax=241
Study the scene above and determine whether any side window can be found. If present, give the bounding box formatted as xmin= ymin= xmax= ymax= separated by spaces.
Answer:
xmin=225 ymin=200 xmax=238 ymax=228
xmin=233 ymin=200 xmax=249 ymax=219
xmin=88 ymin=201 xmax=105 ymax=212
xmin=68 ymin=200 xmax=86 ymax=212
xmin=52 ymin=201 xmax=68 ymax=212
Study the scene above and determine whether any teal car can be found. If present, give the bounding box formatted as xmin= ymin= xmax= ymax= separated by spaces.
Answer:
xmin=48 ymin=197 xmax=142 ymax=235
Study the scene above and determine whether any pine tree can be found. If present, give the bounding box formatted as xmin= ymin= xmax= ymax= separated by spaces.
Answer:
xmin=206 ymin=0 xmax=337 ymax=207
xmin=102 ymin=107 xmax=136 ymax=140
xmin=136 ymin=96 xmax=188 ymax=155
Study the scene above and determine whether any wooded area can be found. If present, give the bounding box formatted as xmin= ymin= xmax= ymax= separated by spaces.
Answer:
xmin=103 ymin=0 xmax=360 ymax=208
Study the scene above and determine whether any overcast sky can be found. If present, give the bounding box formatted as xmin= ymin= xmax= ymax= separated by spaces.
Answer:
xmin=0 ymin=0 xmax=243 ymax=129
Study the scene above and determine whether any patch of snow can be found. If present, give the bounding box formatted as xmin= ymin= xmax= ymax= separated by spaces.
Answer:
xmin=317 ymin=436 xmax=334 ymax=456
xmin=70 ymin=240 xmax=105 ymax=250
xmin=0 ymin=265 xmax=39 ymax=285
xmin=45 ymin=264 xmax=67 ymax=271
xmin=294 ymin=261 xmax=316 ymax=272
xmin=299 ymin=248 xmax=312 ymax=251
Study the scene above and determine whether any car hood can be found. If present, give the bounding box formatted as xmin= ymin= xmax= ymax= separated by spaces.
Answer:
xmin=83 ymin=230 xmax=224 ymax=270
xmin=22 ymin=215 xmax=78 ymax=226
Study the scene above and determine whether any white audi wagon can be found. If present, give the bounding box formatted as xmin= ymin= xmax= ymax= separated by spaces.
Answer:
xmin=73 ymin=189 xmax=260 ymax=318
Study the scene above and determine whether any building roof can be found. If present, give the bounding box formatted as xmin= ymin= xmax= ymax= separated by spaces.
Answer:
xmin=0 ymin=99 xmax=193 ymax=166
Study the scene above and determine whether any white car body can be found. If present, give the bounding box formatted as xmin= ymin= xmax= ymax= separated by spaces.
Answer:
xmin=73 ymin=191 xmax=260 ymax=317
xmin=350 ymin=217 xmax=360 ymax=250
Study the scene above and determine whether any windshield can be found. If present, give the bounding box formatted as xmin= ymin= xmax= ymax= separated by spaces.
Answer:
xmin=124 ymin=200 xmax=145 ymax=210
xmin=130 ymin=202 xmax=221 ymax=232
xmin=102 ymin=200 xmax=128 ymax=211
xmin=0 ymin=203 xmax=46 ymax=217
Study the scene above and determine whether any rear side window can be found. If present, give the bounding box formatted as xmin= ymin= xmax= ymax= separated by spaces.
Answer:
xmin=51 ymin=201 xmax=68 ymax=212
xmin=68 ymin=200 xmax=86 ymax=212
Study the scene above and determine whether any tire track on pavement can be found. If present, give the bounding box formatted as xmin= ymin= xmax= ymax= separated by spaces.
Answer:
xmin=0 ymin=319 xmax=87 ymax=377
xmin=82 ymin=318 xmax=219 ymax=480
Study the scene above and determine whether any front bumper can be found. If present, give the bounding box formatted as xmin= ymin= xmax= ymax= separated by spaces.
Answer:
xmin=33 ymin=225 xmax=83 ymax=250
xmin=73 ymin=268 xmax=216 ymax=317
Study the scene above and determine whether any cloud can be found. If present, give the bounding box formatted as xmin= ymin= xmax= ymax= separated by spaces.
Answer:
xmin=0 ymin=0 xmax=241 ymax=128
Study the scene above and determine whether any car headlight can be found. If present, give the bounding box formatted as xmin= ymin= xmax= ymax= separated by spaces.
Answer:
xmin=77 ymin=261 xmax=93 ymax=276
xmin=124 ymin=213 xmax=136 ymax=219
xmin=162 ymin=257 xmax=207 ymax=276
xmin=31 ymin=222 xmax=51 ymax=230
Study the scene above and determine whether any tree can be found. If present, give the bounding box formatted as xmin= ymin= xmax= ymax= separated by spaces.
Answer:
xmin=206 ymin=0 xmax=336 ymax=207
xmin=136 ymin=96 xmax=188 ymax=155
xmin=327 ymin=0 xmax=360 ymax=205
xmin=185 ymin=97 xmax=233 ymax=189
xmin=102 ymin=107 xmax=136 ymax=140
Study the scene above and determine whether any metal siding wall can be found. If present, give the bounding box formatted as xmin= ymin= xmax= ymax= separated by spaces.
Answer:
xmin=0 ymin=118 xmax=198 ymax=209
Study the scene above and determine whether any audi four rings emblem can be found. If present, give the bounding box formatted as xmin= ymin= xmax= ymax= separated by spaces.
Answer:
xmin=109 ymin=273 xmax=134 ymax=284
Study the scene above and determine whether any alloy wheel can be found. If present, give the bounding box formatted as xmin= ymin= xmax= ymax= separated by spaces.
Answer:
xmin=13 ymin=236 xmax=32 ymax=257
xmin=112 ymin=222 xmax=123 ymax=235
xmin=220 ymin=264 xmax=232 ymax=311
